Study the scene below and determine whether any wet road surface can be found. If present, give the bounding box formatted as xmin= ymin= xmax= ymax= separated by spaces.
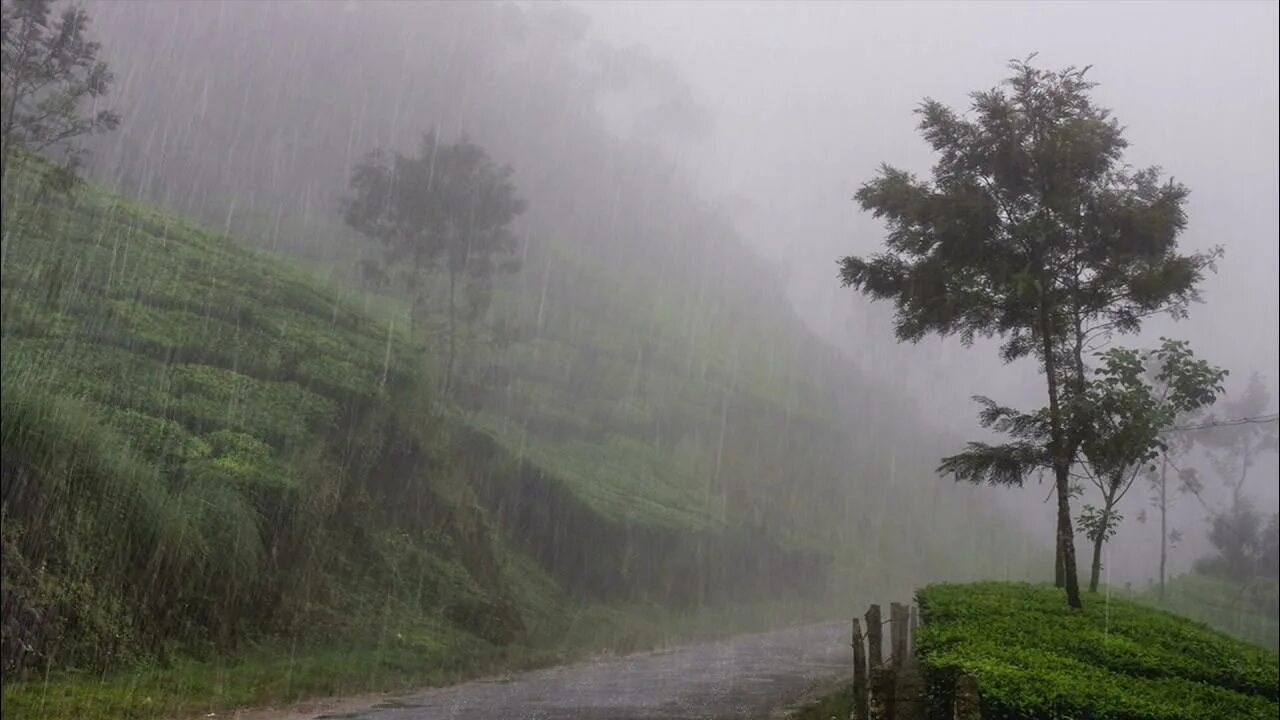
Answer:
xmin=311 ymin=622 xmax=851 ymax=720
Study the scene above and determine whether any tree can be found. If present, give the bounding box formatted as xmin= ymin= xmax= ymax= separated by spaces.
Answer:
xmin=1141 ymin=435 xmax=1201 ymax=601
xmin=344 ymin=133 xmax=525 ymax=392
xmin=940 ymin=340 xmax=1225 ymax=594
xmin=1192 ymin=503 xmax=1279 ymax=621
xmin=839 ymin=58 xmax=1219 ymax=608
xmin=1195 ymin=498 xmax=1273 ymax=583
xmin=0 ymin=0 xmax=120 ymax=184
xmin=1200 ymin=374 xmax=1278 ymax=509
xmin=1072 ymin=340 xmax=1225 ymax=593
xmin=1136 ymin=356 xmax=1225 ymax=601
xmin=1262 ymin=513 xmax=1280 ymax=581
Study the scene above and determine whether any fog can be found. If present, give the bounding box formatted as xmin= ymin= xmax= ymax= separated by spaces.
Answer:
xmin=4 ymin=2 xmax=1278 ymax=703
xmin=76 ymin=0 xmax=1280 ymax=588
xmin=584 ymin=0 xmax=1279 ymax=422
xmin=584 ymin=0 xmax=1280 ymax=581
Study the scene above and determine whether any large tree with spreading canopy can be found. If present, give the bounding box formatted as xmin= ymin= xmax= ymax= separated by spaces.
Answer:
xmin=839 ymin=57 xmax=1219 ymax=608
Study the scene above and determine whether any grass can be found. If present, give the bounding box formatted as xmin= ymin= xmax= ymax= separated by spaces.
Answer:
xmin=3 ymin=635 xmax=500 ymax=720
xmin=1132 ymin=573 xmax=1279 ymax=652
xmin=0 ymin=153 xmax=1038 ymax=717
xmin=1 ymin=591 xmax=844 ymax=720
xmin=916 ymin=582 xmax=1280 ymax=720
xmin=0 ymin=159 xmax=847 ymax=718
xmin=789 ymin=684 xmax=858 ymax=720
xmin=468 ymin=410 xmax=717 ymax=530
xmin=0 ymin=161 xmax=499 ymax=680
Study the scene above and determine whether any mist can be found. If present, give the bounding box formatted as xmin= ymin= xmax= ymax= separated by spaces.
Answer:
xmin=584 ymin=0 xmax=1280 ymax=581
xmin=2 ymin=1 xmax=1277 ymax=716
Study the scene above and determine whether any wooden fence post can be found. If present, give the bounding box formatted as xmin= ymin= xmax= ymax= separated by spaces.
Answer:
xmin=908 ymin=604 xmax=918 ymax=653
xmin=865 ymin=604 xmax=883 ymax=668
xmin=954 ymin=673 xmax=981 ymax=720
xmin=869 ymin=665 xmax=896 ymax=720
xmin=888 ymin=602 xmax=902 ymax=667
xmin=889 ymin=602 xmax=908 ymax=668
xmin=852 ymin=618 xmax=868 ymax=720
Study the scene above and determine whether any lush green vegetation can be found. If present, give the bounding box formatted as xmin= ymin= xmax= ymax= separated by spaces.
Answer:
xmin=1135 ymin=574 xmax=1279 ymax=652
xmin=0 ymin=159 xmax=837 ymax=715
xmin=71 ymin=0 xmax=1034 ymax=590
xmin=916 ymin=582 xmax=1280 ymax=720
xmin=0 ymin=592 xmax=834 ymax=720
xmin=0 ymin=150 xmax=1026 ymax=716
xmin=0 ymin=158 xmax=515 ymax=674
xmin=1 ymin=3 xmax=1042 ymax=715
xmin=842 ymin=59 xmax=1221 ymax=610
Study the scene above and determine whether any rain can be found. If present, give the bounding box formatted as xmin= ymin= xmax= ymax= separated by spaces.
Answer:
xmin=1 ymin=1 xmax=1276 ymax=719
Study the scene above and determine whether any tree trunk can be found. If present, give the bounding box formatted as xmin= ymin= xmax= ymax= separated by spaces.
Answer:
xmin=408 ymin=291 xmax=421 ymax=333
xmin=1063 ymin=312 xmax=1089 ymax=592
xmin=445 ymin=265 xmax=457 ymax=394
xmin=1037 ymin=277 xmax=1082 ymax=609
xmin=1055 ymin=509 xmax=1066 ymax=588
xmin=1233 ymin=454 xmax=1250 ymax=508
xmin=1054 ymin=463 xmax=1082 ymax=608
xmin=1159 ymin=453 xmax=1168 ymax=602
xmin=1088 ymin=505 xmax=1111 ymax=593
xmin=407 ymin=258 xmax=424 ymax=333
xmin=1 ymin=83 xmax=20 ymax=185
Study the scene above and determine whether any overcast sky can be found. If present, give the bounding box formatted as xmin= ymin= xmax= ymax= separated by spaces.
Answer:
xmin=77 ymin=0 xmax=1279 ymax=583
xmin=581 ymin=0 xmax=1278 ymax=422
xmin=580 ymin=0 xmax=1279 ymax=577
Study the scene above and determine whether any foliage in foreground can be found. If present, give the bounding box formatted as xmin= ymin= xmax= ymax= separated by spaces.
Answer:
xmin=916 ymin=582 xmax=1279 ymax=720
xmin=0 ymin=595 xmax=837 ymax=720
xmin=0 ymin=159 xmax=519 ymax=675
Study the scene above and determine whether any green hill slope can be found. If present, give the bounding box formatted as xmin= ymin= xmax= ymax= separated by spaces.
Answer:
xmin=0 ymin=145 xmax=1033 ymax=716
xmin=1 ymin=162 xmax=523 ymax=671
xmin=0 ymin=160 xmax=841 ymax=716
xmin=917 ymin=582 xmax=1280 ymax=720
xmin=1 ymin=4 xmax=1047 ymax=704
xmin=1135 ymin=573 xmax=1280 ymax=652
xmin=79 ymin=0 xmax=1031 ymax=578
xmin=64 ymin=0 xmax=1039 ymax=599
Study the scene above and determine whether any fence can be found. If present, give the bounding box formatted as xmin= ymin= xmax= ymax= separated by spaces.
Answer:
xmin=848 ymin=600 xmax=979 ymax=720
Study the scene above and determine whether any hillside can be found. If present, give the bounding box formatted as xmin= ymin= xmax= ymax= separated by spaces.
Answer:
xmin=0 ymin=151 xmax=1027 ymax=716
xmin=916 ymin=582 xmax=1280 ymax=720
xmin=0 ymin=160 xmax=822 ymax=716
xmin=1 ymin=160 xmax=517 ymax=670
xmin=2 ymin=3 xmax=1039 ymax=716
xmin=74 ymin=0 xmax=1033 ymax=599
xmin=1136 ymin=574 xmax=1280 ymax=652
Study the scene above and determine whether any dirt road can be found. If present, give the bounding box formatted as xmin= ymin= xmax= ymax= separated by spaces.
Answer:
xmin=278 ymin=621 xmax=851 ymax=720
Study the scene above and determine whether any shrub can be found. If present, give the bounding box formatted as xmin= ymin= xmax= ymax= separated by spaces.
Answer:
xmin=916 ymin=582 xmax=1279 ymax=720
